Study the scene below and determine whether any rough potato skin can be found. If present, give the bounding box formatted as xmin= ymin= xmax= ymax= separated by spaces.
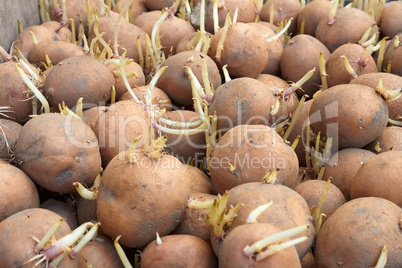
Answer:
xmin=97 ymin=152 xmax=191 ymax=249
xmin=315 ymin=197 xmax=402 ymax=267
xmin=309 ymin=84 xmax=389 ymax=150
xmin=14 ymin=113 xmax=101 ymax=193
xmin=0 ymin=208 xmax=76 ymax=268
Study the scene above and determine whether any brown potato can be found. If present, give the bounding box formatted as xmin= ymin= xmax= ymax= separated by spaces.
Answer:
xmin=382 ymin=34 xmax=402 ymax=77
xmin=296 ymin=0 xmax=332 ymax=36
xmin=120 ymin=86 xmax=172 ymax=111
xmin=173 ymin=192 xmax=217 ymax=241
xmin=315 ymin=197 xmax=402 ymax=267
xmin=77 ymin=235 xmax=123 ymax=267
xmin=208 ymin=22 xmax=268 ymax=78
xmin=209 ymin=125 xmax=299 ymax=194
xmin=161 ymin=110 xmax=206 ymax=163
xmin=113 ymin=0 xmax=148 ymax=20
xmin=14 ymin=113 xmax=102 ymax=193
xmin=351 ymin=150 xmax=402 ymax=206
xmin=141 ymin=234 xmax=218 ymax=268
xmin=44 ymin=55 xmax=115 ymax=109
xmin=219 ymin=222 xmax=301 ymax=268
xmin=280 ymin=34 xmax=331 ymax=97
xmin=323 ymin=148 xmax=376 ymax=201
xmin=0 ymin=61 xmax=42 ymax=124
xmin=224 ymin=182 xmax=315 ymax=259
xmin=0 ymin=208 xmax=75 ymax=267
xmin=309 ymin=84 xmax=389 ymax=150
xmin=293 ymin=180 xmax=346 ymax=225
xmin=315 ymin=7 xmax=379 ymax=52
xmin=28 ymin=40 xmax=85 ymax=68
xmin=208 ymin=78 xmax=276 ymax=134
xmin=0 ymin=160 xmax=40 ymax=222
xmin=93 ymin=100 xmax=152 ymax=167
xmin=40 ymin=199 xmax=79 ymax=230
xmin=260 ymin=0 xmax=302 ymax=35
xmin=97 ymin=151 xmax=191 ymax=248
xmin=380 ymin=1 xmax=402 ymax=39
xmin=364 ymin=126 xmax=402 ymax=153
xmin=0 ymin=119 xmax=22 ymax=162
xmin=156 ymin=51 xmax=221 ymax=108
xmin=326 ymin=44 xmax=377 ymax=88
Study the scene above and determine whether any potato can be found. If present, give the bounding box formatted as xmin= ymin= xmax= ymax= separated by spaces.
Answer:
xmin=141 ymin=15 xmax=195 ymax=56
xmin=14 ymin=113 xmax=102 ymax=193
xmin=0 ymin=160 xmax=40 ymax=222
xmin=156 ymin=51 xmax=221 ymax=108
xmin=260 ymin=0 xmax=302 ymax=35
xmin=0 ymin=208 xmax=75 ymax=267
xmin=113 ymin=0 xmax=148 ymax=20
xmin=77 ymin=235 xmax=123 ymax=267
xmin=132 ymin=10 xmax=162 ymax=28
xmin=315 ymin=7 xmax=379 ymax=52
xmin=173 ymin=192 xmax=217 ymax=241
xmin=326 ymin=44 xmax=377 ymax=88
xmin=161 ymin=110 xmax=206 ymax=163
xmin=380 ymin=1 xmax=402 ymax=39
xmin=322 ymin=148 xmax=376 ymax=201
xmin=40 ymin=20 xmax=72 ymax=42
xmin=309 ymin=84 xmax=389 ymax=150
xmin=0 ymin=118 xmax=22 ymax=161
xmin=141 ymin=234 xmax=218 ymax=268
xmin=93 ymin=100 xmax=152 ymax=167
xmin=12 ymin=25 xmax=55 ymax=59
xmin=106 ymin=59 xmax=146 ymax=101
xmin=28 ymin=40 xmax=85 ymax=68
xmin=351 ymin=150 xmax=402 ymax=206
xmin=44 ymin=55 xmax=114 ymax=109
xmin=210 ymin=125 xmax=299 ymax=194
xmin=208 ymin=22 xmax=268 ymax=78
xmin=280 ymin=34 xmax=331 ymax=97
xmin=315 ymin=197 xmax=402 ymax=267
xmin=296 ymin=0 xmax=332 ymax=36
xmin=208 ymin=78 xmax=276 ymax=134
xmin=82 ymin=105 xmax=108 ymax=133
xmin=382 ymin=34 xmax=402 ymax=77
xmin=190 ymin=0 xmax=256 ymax=34
xmin=224 ymin=182 xmax=315 ymax=259
xmin=40 ymin=199 xmax=79 ymax=230
xmin=0 ymin=61 xmax=42 ymax=124
xmin=364 ymin=126 xmax=402 ymax=153
xmin=349 ymin=72 xmax=402 ymax=121
xmin=219 ymin=223 xmax=301 ymax=268
xmin=248 ymin=22 xmax=283 ymax=76
xmin=120 ymin=86 xmax=172 ymax=111
xmin=97 ymin=151 xmax=191 ymax=248
xmin=293 ymin=180 xmax=346 ymax=225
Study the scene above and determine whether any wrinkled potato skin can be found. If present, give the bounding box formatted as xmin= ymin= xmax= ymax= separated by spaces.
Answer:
xmin=315 ymin=197 xmax=402 ymax=267
xmin=0 ymin=160 xmax=40 ymax=222
xmin=0 ymin=208 xmax=76 ymax=268
xmin=14 ymin=113 xmax=101 ymax=193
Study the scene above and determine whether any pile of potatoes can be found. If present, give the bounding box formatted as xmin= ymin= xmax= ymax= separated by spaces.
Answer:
xmin=0 ymin=0 xmax=402 ymax=267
